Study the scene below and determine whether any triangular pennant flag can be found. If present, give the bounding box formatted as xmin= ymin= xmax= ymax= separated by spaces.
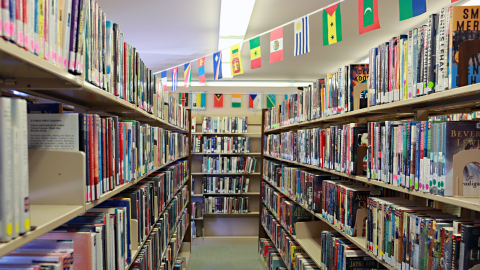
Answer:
xmin=232 ymin=94 xmax=242 ymax=108
xmin=358 ymin=0 xmax=380 ymax=35
xmin=266 ymin=94 xmax=276 ymax=108
xmin=214 ymin=94 xmax=224 ymax=108
xmin=323 ymin=3 xmax=343 ymax=46
xmin=184 ymin=62 xmax=192 ymax=88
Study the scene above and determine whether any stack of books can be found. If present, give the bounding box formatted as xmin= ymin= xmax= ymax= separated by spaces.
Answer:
xmin=202 ymin=116 xmax=248 ymax=133
xmin=204 ymin=196 xmax=249 ymax=214
xmin=192 ymin=135 xmax=250 ymax=154
xmin=202 ymin=156 xmax=257 ymax=174
xmin=203 ymin=176 xmax=250 ymax=194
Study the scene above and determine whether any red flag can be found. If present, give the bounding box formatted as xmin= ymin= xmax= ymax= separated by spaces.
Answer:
xmin=358 ymin=0 xmax=380 ymax=35
xmin=214 ymin=94 xmax=224 ymax=108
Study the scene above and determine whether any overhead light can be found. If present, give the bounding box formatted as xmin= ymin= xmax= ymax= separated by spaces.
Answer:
xmin=462 ymin=0 xmax=480 ymax=5
xmin=219 ymin=0 xmax=256 ymax=37
xmin=165 ymin=81 xmax=311 ymax=87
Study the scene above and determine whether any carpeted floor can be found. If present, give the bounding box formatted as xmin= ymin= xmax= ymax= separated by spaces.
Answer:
xmin=187 ymin=244 xmax=265 ymax=270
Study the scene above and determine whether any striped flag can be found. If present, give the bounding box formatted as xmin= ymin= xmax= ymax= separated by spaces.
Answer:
xmin=399 ymin=0 xmax=426 ymax=21
xmin=323 ymin=3 xmax=343 ymax=46
xmin=250 ymin=37 xmax=261 ymax=69
xmin=192 ymin=91 xmax=206 ymax=110
xmin=270 ymin=27 xmax=283 ymax=63
xmin=213 ymin=51 xmax=223 ymax=80
xmin=161 ymin=71 xmax=168 ymax=91
xmin=198 ymin=57 xmax=206 ymax=84
xmin=294 ymin=16 xmax=310 ymax=56
xmin=232 ymin=94 xmax=242 ymax=108
xmin=172 ymin=67 xmax=178 ymax=91
xmin=184 ymin=62 xmax=192 ymax=88
xmin=179 ymin=93 xmax=188 ymax=107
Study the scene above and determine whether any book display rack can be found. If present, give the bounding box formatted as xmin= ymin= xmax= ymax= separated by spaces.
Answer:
xmin=190 ymin=114 xmax=262 ymax=244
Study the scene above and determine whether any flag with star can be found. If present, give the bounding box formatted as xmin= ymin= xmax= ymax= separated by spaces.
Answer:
xmin=230 ymin=44 xmax=243 ymax=76
xmin=250 ymin=37 xmax=261 ymax=69
xmin=179 ymin=93 xmax=189 ymax=107
xmin=198 ymin=57 xmax=206 ymax=84
xmin=213 ymin=51 xmax=223 ymax=80
xmin=214 ymin=94 xmax=224 ymax=108
xmin=266 ymin=94 xmax=276 ymax=108
xmin=161 ymin=71 xmax=168 ymax=91
xmin=399 ymin=0 xmax=426 ymax=21
xmin=358 ymin=0 xmax=380 ymax=35
xmin=172 ymin=67 xmax=179 ymax=91
xmin=323 ymin=3 xmax=343 ymax=46
xmin=184 ymin=62 xmax=192 ymax=88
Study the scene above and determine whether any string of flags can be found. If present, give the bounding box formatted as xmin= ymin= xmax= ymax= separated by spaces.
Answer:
xmin=177 ymin=92 xmax=287 ymax=110
xmin=161 ymin=0 xmax=429 ymax=91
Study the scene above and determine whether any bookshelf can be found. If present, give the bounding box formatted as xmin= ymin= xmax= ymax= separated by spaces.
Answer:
xmin=190 ymin=114 xmax=262 ymax=243
xmin=0 ymin=36 xmax=192 ymax=264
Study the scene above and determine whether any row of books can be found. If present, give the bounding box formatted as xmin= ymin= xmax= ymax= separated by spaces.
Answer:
xmin=262 ymin=159 xmax=340 ymax=214
xmin=0 ymin=98 xmax=30 ymax=242
xmin=204 ymin=196 xmax=249 ymax=214
xmin=201 ymin=116 xmax=248 ymax=133
xmin=264 ymin=5 xmax=480 ymax=130
xmin=202 ymin=176 xmax=250 ymax=194
xmin=259 ymin=238 xmax=288 ymax=270
xmin=168 ymin=96 xmax=188 ymax=130
xmin=261 ymin=187 xmax=313 ymax=235
xmin=27 ymin=113 xmax=189 ymax=202
xmin=264 ymin=119 xmax=480 ymax=197
xmin=261 ymin=210 xmax=307 ymax=270
xmin=201 ymin=156 xmax=257 ymax=174
xmin=192 ymin=135 xmax=250 ymax=154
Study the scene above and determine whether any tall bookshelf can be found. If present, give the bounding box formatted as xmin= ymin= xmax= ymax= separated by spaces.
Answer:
xmin=0 ymin=36 xmax=192 ymax=267
xmin=190 ymin=113 xmax=262 ymax=245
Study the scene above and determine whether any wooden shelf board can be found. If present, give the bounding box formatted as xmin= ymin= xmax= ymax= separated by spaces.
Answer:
xmin=0 ymin=204 xmax=84 ymax=258
xmin=264 ymin=83 xmax=480 ymax=134
xmin=192 ymin=152 xmax=261 ymax=156
xmin=86 ymin=155 xmax=188 ymax=210
xmin=262 ymin=181 xmax=395 ymax=270
xmin=193 ymin=217 xmax=203 ymax=221
xmin=263 ymin=154 xmax=480 ymax=211
xmin=191 ymin=172 xmax=260 ymax=176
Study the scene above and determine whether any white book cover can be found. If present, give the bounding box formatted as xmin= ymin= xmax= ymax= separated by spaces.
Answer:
xmin=28 ymin=113 xmax=79 ymax=150
xmin=0 ymin=98 xmax=13 ymax=242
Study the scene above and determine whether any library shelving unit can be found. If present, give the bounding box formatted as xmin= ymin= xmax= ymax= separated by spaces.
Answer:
xmin=259 ymin=79 xmax=480 ymax=269
xmin=0 ymin=37 xmax=192 ymax=265
xmin=190 ymin=114 xmax=262 ymax=245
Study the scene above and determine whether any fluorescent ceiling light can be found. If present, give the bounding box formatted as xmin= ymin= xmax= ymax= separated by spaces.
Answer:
xmin=165 ymin=81 xmax=311 ymax=87
xmin=219 ymin=0 xmax=256 ymax=37
xmin=462 ymin=0 xmax=480 ymax=5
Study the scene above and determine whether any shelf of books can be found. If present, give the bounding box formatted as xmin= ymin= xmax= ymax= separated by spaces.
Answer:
xmin=0 ymin=0 xmax=193 ymax=263
xmin=191 ymin=114 xmax=262 ymax=241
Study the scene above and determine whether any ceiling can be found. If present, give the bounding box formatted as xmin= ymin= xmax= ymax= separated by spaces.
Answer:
xmin=98 ymin=0 xmax=463 ymax=82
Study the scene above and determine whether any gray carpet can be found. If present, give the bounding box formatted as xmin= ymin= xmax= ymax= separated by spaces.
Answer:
xmin=187 ymin=244 xmax=265 ymax=270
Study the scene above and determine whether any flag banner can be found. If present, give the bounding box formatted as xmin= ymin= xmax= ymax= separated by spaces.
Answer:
xmin=232 ymin=94 xmax=242 ymax=108
xmin=323 ymin=3 xmax=343 ymax=46
xmin=198 ymin=57 xmax=206 ymax=84
xmin=250 ymin=37 xmax=262 ymax=69
xmin=358 ymin=0 xmax=380 ymax=35
xmin=270 ymin=27 xmax=284 ymax=63
xmin=213 ymin=51 xmax=223 ymax=80
xmin=399 ymin=0 xmax=426 ymax=21
xmin=184 ymin=62 xmax=192 ymax=88
xmin=248 ymin=93 xmax=263 ymax=111
xmin=179 ymin=93 xmax=189 ymax=107
xmin=172 ymin=67 xmax=179 ymax=91
xmin=191 ymin=91 xmax=206 ymax=111
xmin=230 ymin=44 xmax=244 ymax=76
xmin=294 ymin=16 xmax=310 ymax=56
xmin=266 ymin=94 xmax=276 ymax=108
xmin=161 ymin=71 xmax=168 ymax=91
xmin=214 ymin=93 xmax=224 ymax=108
xmin=451 ymin=0 xmax=459 ymax=2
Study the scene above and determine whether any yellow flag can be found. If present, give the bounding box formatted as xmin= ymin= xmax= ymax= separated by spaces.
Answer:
xmin=230 ymin=44 xmax=243 ymax=76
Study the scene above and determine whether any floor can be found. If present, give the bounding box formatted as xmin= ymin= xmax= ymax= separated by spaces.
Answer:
xmin=187 ymin=244 xmax=265 ymax=270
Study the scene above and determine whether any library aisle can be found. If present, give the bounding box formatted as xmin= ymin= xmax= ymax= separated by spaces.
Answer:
xmin=4 ymin=0 xmax=480 ymax=270
xmin=187 ymin=245 xmax=264 ymax=270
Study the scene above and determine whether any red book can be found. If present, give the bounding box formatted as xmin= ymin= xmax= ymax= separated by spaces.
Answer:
xmin=119 ymin=122 xmax=124 ymax=185
xmin=88 ymin=115 xmax=95 ymax=201
xmin=94 ymin=115 xmax=100 ymax=200
xmin=108 ymin=119 xmax=113 ymax=190
xmin=102 ymin=118 xmax=106 ymax=192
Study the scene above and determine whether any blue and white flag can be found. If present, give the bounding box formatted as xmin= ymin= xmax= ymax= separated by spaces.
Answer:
xmin=161 ymin=71 xmax=167 ymax=91
xmin=294 ymin=16 xmax=310 ymax=56
xmin=172 ymin=67 xmax=179 ymax=91
xmin=213 ymin=51 xmax=223 ymax=80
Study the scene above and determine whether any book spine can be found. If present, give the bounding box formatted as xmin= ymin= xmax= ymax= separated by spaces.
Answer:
xmin=67 ymin=0 xmax=78 ymax=71
xmin=0 ymin=98 xmax=13 ymax=243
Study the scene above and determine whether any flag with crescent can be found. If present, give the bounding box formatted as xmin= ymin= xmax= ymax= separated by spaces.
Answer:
xmin=358 ymin=0 xmax=380 ymax=35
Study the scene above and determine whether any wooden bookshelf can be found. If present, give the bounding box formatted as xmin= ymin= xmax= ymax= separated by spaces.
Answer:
xmin=263 ymin=154 xmax=480 ymax=211
xmin=192 ymin=132 xmax=261 ymax=136
xmin=203 ymin=212 xmax=259 ymax=217
xmin=192 ymin=152 xmax=261 ymax=156
xmin=202 ymin=192 xmax=261 ymax=196
xmin=191 ymin=172 xmax=261 ymax=175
